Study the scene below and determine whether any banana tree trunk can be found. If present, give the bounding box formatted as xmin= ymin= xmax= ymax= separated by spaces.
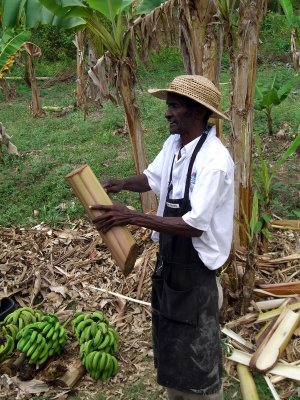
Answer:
xmin=179 ymin=0 xmax=223 ymax=138
xmin=0 ymin=78 xmax=9 ymax=100
xmin=118 ymin=64 xmax=157 ymax=213
xmin=179 ymin=0 xmax=219 ymax=82
xmin=87 ymin=45 xmax=100 ymax=106
xmin=227 ymin=0 xmax=267 ymax=248
xmin=291 ymin=28 xmax=300 ymax=72
xmin=241 ymin=240 xmax=257 ymax=313
xmin=75 ymin=31 xmax=86 ymax=108
xmin=27 ymin=54 xmax=45 ymax=118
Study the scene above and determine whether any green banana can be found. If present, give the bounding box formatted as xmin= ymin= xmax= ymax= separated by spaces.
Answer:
xmin=97 ymin=333 xmax=110 ymax=350
xmin=93 ymin=329 xmax=103 ymax=347
xmin=59 ymin=334 xmax=67 ymax=345
xmin=93 ymin=368 xmax=101 ymax=381
xmin=46 ymin=326 xmax=55 ymax=340
xmin=20 ymin=307 xmax=35 ymax=314
xmin=59 ymin=325 xmax=65 ymax=338
xmin=21 ymin=330 xmax=38 ymax=353
xmin=90 ymin=321 xmax=98 ymax=337
xmin=36 ymin=333 xmax=44 ymax=345
xmin=85 ymin=351 xmax=95 ymax=373
xmin=85 ymin=339 xmax=94 ymax=355
xmin=26 ymin=341 xmax=38 ymax=357
xmin=103 ymin=344 xmax=111 ymax=354
xmin=21 ymin=310 xmax=35 ymax=324
xmin=41 ymin=323 xmax=52 ymax=336
xmin=38 ymin=341 xmax=48 ymax=360
xmin=8 ymin=310 xmax=20 ymax=325
xmin=34 ymin=309 xmax=44 ymax=321
xmin=48 ymin=347 xmax=55 ymax=357
xmin=29 ymin=341 xmax=45 ymax=364
xmin=0 ymin=335 xmax=14 ymax=360
xmin=75 ymin=319 xmax=93 ymax=336
xmin=91 ymin=311 xmax=105 ymax=321
xmin=5 ymin=324 xmax=18 ymax=339
xmin=18 ymin=317 xmax=24 ymax=330
xmin=84 ymin=325 xmax=92 ymax=342
xmin=22 ymin=338 xmax=34 ymax=354
xmin=111 ymin=355 xmax=119 ymax=377
xmin=37 ymin=352 xmax=49 ymax=365
xmin=74 ymin=311 xmax=84 ymax=318
xmin=101 ymin=368 xmax=110 ymax=381
xmin=51 ymin=330 xmax=59 ymax=342
xmin=19 ymin=323 xmax=34 ymax=337
xmin=79 ymin=343 xmax=86 ymax=361
xmin=73 ymin=313 xmax=85 ymax=326
xmin=17 ymin=337 xmax=28 ymax=351
xmin=97 ymin=322 xmax=108 ymax=335
xmin=98 ymin=351 xmax=107 ymax=372
xmin=92 ymin=351 xmax=101 ymax=372
xmin=107 ymin=330 xmax=115 ymax=347
xmin=106 ymin=354 xmax=114 ymax=379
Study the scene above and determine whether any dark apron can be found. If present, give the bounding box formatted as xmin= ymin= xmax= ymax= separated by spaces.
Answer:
xmin=151 ymin=132 xmax=222 ymax=395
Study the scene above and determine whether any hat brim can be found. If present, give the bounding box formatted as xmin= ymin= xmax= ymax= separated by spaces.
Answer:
xmin=148 ymin=88 xmax=230 ymax=121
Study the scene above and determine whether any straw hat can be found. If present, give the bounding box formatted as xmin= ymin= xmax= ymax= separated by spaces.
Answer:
xmin=148 ymin=75 xmax=229 ymax=120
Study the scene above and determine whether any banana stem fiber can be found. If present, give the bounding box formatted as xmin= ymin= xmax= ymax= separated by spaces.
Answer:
xmin=55 ymin=359 xmax=85 ymax=388
xmin=66 ymin=164 xmax=138 ymax=276
xmin=237 ymin=364 xmax=260 ymax=400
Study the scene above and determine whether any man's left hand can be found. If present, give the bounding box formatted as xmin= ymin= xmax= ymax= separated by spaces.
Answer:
xmin=89 ymin=202 xmax=133 ymax=233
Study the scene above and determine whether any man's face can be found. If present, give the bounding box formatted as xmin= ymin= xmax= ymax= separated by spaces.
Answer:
xmin=165 ymin=93 xmax=195 ymax=135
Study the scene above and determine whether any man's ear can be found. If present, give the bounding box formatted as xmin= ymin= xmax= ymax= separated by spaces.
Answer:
xmin=194 ymin=106 xmax=207 ymax=120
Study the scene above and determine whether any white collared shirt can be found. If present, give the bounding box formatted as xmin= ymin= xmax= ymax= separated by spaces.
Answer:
xmin=143 ymin=125 xmax=234 ymax=270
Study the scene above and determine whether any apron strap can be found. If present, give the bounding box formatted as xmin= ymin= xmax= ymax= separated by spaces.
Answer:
xmin=181 ymin=128 xmax=209 ymax=210
xmin=167 ymin=155 xmax=176 ymax=198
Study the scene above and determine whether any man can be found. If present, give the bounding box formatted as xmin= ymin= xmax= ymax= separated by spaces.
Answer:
xmin=90 ymin=75 xmax=234 ymax=400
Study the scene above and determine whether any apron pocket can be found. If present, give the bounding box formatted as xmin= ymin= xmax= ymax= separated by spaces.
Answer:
xmin=160 ymin=282 xmax=198 ymax=326
xmin=151 ymin=275 xmax=164 ymax=312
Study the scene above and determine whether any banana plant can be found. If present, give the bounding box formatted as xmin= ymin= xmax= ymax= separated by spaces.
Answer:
xmin=255 ymin=73 xmax=300 ymax=135
xmin=239 ymin=190 xmax=261 ymax=313
xmin=0 ymin=0 xmax=85 ymax=101
xmin=237 ymin=131 xmax=300 ymax=312
xmin=38 ymin=0 xmax=158 ymax=213
xmin=0 ymin=29 xmax=31 ymax=78
xmin=279 ymin=0 xmax=300 ymax=71
xmin=254 ymin=129 xmax=300 ymax=216
xmin=253 ymin=128 xmax=300 ymax=251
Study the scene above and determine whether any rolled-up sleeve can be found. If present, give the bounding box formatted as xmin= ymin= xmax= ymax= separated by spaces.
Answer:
xmin=182 ymin=168 xmax=228 ymax=231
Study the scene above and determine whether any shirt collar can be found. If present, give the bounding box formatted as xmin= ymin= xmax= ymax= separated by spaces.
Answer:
xmin=175 ymin=125 xmax=215 ymax=159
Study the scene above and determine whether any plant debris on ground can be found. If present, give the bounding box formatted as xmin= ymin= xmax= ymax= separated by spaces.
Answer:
xmin=0 ymin=221 xmax=300 ymax=399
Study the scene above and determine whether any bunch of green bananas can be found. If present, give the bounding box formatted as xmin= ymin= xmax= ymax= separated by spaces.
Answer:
xmin=84 ymin=350 xmax=119 ymax=381
xmin=72 ymin=311 xmax=109 ymax=344
xmin=73 ymin=311 xmax=120 ymax=381
xmin=16 ymin=314 xmax=67 ymax=365
xmin=79 ymin=325 xmax=119 ymax=361
xmin=0 ymin=325 xmax=17 ymax=362
xmin=4 ymin=307 xmax=44 ymax=330
xmin=73 ymin=312 xmax=119 ymax=354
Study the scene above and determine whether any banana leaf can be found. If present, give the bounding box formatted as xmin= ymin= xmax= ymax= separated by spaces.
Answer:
xmin=0 ymin=30 xmax=31 ymax=71
xmin=86 ymin=0 xmax=133 ymax=22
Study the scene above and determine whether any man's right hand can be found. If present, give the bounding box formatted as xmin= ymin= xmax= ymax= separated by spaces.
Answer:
xmin=102 ymin=179 xmax=124 ymax=194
